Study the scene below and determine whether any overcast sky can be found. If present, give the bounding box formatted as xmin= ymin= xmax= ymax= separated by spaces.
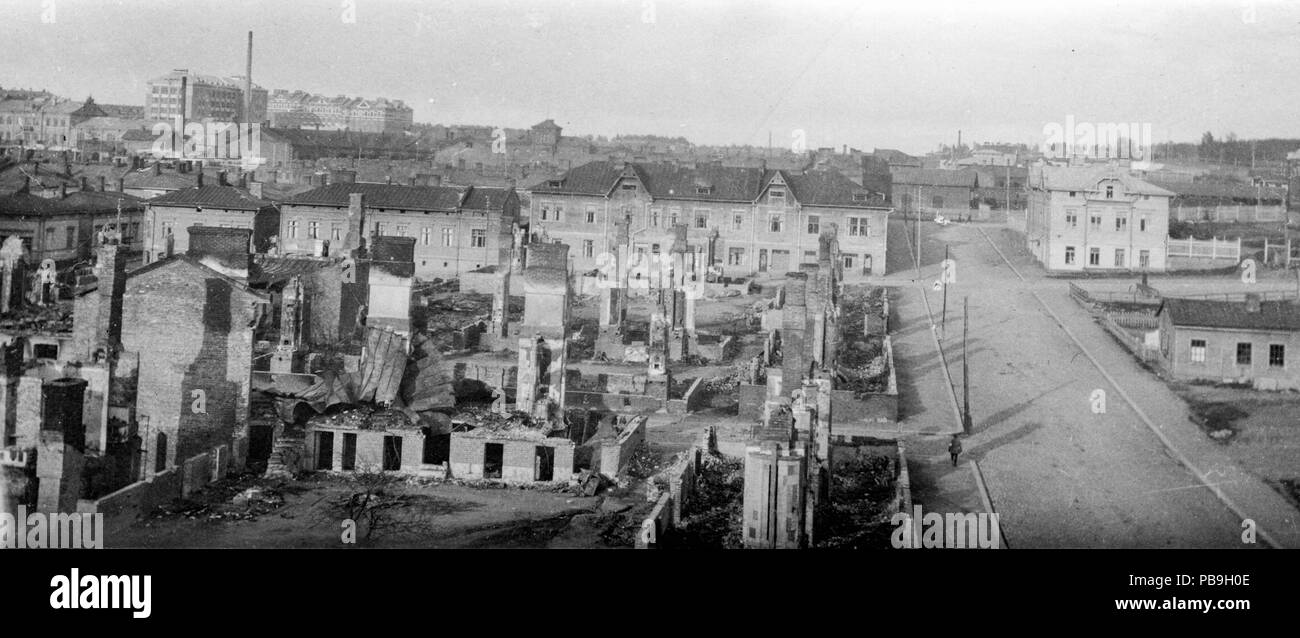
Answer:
xmin=3 ymin=0 xmax=1299 ymax=154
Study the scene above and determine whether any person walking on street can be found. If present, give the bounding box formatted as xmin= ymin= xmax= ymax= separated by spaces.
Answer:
xmin=948 ymin=435 xmax=962 ymax=467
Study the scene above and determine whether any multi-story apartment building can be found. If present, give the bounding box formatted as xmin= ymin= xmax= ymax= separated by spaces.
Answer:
xmin=1024 ymin=164 xmax=1174 ymax=272
xmin=145 ymin=69 xmax=268 ymax=122
xmin=267 ymin=90 xmax=413 ymax=133
xmin=279 ymin=183 xmax=519 ymax=279
xmin=527 ymin=160 xmax=891 ymax=279
xmin=0 ymin=95 xmax=105 ymax=148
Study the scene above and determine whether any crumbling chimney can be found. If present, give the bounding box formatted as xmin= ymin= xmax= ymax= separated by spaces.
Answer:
xmin=1245 ymin=293 xmax=1261 ymax=313
xmin=342 ymin=192 xmax=366 ymax=253
xmin=239 ymin=172 xmax=248 ymax=189
xmin=187 ymin=226 xmax=253 ymax=278
xmin=320 ymin=172 xmax=329 ymax=187
xmin=95 ymin=241 xmax=128 ymax=360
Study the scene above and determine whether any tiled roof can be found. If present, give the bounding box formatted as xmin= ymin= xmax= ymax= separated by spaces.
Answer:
xmin=1031 ymin=164 xmax=1174 ymax=197
xmin=287 ymin=183 xmax=466 ymax=210
xmin=1146 ymin=179 xmax=1285 ymax=201
xmin=891 ymin=168 xmax=979 ymax=188
xmin=0 ymin=192 xmax=65 ymax=216
xmin=461 ymin=186 xmax=513 ymax=211
xmin=248 ymin=254 xmax=339 ymax=285
xmin=149 ymin=185 xmax=272 ymax=210
xmin=1158 ymin=298 xmax=1300 ymax=331
xmin=531 ymin=160 xmax=887 ymax=209
xmin=56 ymin=190 xmax=146 ymax=212
xmin=783 ymin=170 xmax=885 ymax=208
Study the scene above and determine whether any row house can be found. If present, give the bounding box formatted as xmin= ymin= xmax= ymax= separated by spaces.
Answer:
xmin=527 ymin=160 xmax=891 ymax=279
xmin=278 ymin=183 xmax=519 ymax=279
xmin=1024 ymin=164 xmax=1173 ymax=272
xmin=141 ymin=183 xmax=279 ymax=265
xmin=267 ymin=90 xmax=413 ymax=133
xmin=0 ymin=187 xmax=146 ymax=266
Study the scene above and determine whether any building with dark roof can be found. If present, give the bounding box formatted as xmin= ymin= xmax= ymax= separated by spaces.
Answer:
xmin=279 ymin=183 xmax=519 ymax=279
xmin=142 ymin=184 xmax=279 ymax=263
xmin=0 ymin=186 xmax=146 ymax=266
xmin=1156 ymin=295 xmax=1300 ymax=390
xmin=527 ymin=160 xmax=891 ymax=279
xmin=889 ymin=167 xmax=981 ymax=219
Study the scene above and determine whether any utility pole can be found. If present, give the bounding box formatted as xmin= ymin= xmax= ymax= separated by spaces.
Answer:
xmin=962 ymin=295 xmax=972 ymax=434
xmin=915 ymin=185 xmax=922 ymax=280
xmin=941 ymin=244 xmax=949 ymax=339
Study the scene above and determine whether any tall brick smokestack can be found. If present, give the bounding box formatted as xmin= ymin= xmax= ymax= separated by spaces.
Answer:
xmin=246 ymin=30 xmax=253 ymax=127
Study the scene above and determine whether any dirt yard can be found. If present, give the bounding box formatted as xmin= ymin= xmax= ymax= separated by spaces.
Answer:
xmin=107 ymin=472 xmax=661 ymax=549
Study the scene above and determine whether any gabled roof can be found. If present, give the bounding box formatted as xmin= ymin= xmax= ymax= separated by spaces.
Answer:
xmin=890 ymin=168 xmax=979 ymax=188
xmin=1158 ymin=298 xmax=1300 ymax=331
xmin=56 ymin=190 xmax=146 ymax=213
xmin=530 ymin=160 xmax=890 ymax=209
xmin=81 ymin=254 xmax=267 ymax=298
xmin=149 ymin=185 xmax=272 ymax=210
xmin=286 ymin=182 xmax=466 ymax=211
xmin=0 ymin=192 xmax=65 ymax=216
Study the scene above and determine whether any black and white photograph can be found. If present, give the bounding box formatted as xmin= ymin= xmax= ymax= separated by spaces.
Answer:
xmin=0 ymin=0 xmax=1295 ymax=624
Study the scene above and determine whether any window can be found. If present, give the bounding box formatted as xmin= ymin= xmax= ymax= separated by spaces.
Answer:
xmin=1270 ymin=344 xmax=1285 ymax=368
xmin=1139 ymin=217 xmax=1147 ymax=232
xmin=331 ymin=224 xmax=342 ymax=241
xmin=586 ymin=207 xmax=597 ymax=224
xmin=44 ymin=227 xmax=54 ymax=246
xmin=1089 ymin=214 xmax=1101 ymax=229
xmin=1139 ymin=250 xmax=1150 ymax=269
xmin=308 ymin=221 xmax=320 ymax=239
xmin=1236 ymin=343 xmax=1252 ymax=366
xmin=669 ymin=210 xmax=679 ymax=227
xmin=287 ymin=220 xmax=298 ymax=239
xmin=395 ymin=224 xmax=409 ymax=237
xmin=1114 ymin=249 xmax=1125 ymax=267
xmin=733 ymin=214 xmax=744 ymax=230
xmin=1065 ymin=246 xmax=1076 ymax=264
xmin=374 ymin=222 xmax=387 ymax=235
xmin=1065 ymin=209 xmax=1078 ymax=227
xmin=540 ymin=205 xmax=550 ymax=221
xmin=842 ymin=255 xmax=855 ymax=269
xmin=728 ymin=247 xmax=745 ymax=265
xmin=931 ymin=195 xmax=944 ymax=209
xmin=807 ymin=215 xmax=820 ymax=234
xmin=769 ymin=214 xmax=783 ymax=233
xmin=695 ymin=211 xmax=708 ymax=228
xmin=768 ymin=189 xmax=786 ymax=204
xmin=621 ymin=183 xmax=637 ymax=191
xmin=441 ymin=228 xmax=454 ymax=246
xmin=471 ymin=229 xmax=486 ymax=248
xmin=1088 ymin=247 xmax=1100 ymax=266
xmin=554 ymin=205 xmax=563 ymax=221
xmin=422 ymin=227 xmax=432 ymax=245
xmin=65 ymin=226 xmax=75 ymax=248
xmin=1105 ymin=185 xmax=1114 ymax=199
xmin=1115 ymin=216 xmax=1127 ymax=231
xmin=650 ymin=210 xmax=660 ymax=227
xmin=849 ymin=217 xmax=868 ymax=237
xmin=1190 ymin=339 xmax=1207 ymax=363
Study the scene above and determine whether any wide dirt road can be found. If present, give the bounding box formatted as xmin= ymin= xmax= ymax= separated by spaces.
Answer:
xmin=887 ymin=219 xmax=1252 ymax=548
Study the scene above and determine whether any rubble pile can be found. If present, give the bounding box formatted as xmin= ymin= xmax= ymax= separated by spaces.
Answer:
xmin=814 ymin=454 xmax=895 ymax=549
xmin=451 ymin=406 xmax=559 ymax=440
xmin=148 ymin=474 xmax=290 ymax=522
xmin=664 ymin=453 xmax=744 ymax=549
xmin=0 ymin=303 xmax=73 ymax=333
xmin=307 ymin=406 xmax=419 ymax=431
